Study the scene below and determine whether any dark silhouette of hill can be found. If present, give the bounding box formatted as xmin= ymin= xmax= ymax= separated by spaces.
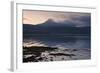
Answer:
xmin=36 ymin=19 xmax=75 ymax=27
xmin=23 ymin=19 xmax=91 ymax=36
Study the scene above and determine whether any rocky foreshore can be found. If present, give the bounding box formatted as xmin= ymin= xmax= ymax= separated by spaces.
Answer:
xmin=23 ymin=46 xmax=90 ymax=63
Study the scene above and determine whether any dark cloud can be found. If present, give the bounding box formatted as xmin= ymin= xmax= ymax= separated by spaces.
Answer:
xmin=70 ymin=14 xmax=91 ymax=27
xmin=59 ymin=13 xmax=91 ymax=27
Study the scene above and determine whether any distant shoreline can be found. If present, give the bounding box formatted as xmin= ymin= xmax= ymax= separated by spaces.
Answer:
xmin=23 ymin=34 xmax=90 ymax=36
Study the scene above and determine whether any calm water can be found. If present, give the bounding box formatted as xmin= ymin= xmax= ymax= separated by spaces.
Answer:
xmin=23 ymin=35 xmax=91 ymax=49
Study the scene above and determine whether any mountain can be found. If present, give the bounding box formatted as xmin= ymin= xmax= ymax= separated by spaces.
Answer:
xmin=36 ymin=19 xmax=75 ymax=27
xmin=23 ymin=19 xmax=91 ymax=37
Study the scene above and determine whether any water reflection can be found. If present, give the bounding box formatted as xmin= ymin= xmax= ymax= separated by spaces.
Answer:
xmin=23 ymin=35 xmax=90 ymax=49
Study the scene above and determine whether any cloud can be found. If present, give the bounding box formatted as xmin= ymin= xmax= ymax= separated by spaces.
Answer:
xmin=23 ymin=10 xmax=91 ymax=27
xmin=58 ymin=13 xmax=91 ymax=27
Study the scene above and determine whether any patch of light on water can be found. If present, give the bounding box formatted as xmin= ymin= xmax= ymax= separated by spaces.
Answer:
xmin=23 ymin=41 xmax=47 ymax=47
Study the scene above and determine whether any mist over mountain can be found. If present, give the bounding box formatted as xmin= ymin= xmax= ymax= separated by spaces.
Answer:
xmin=23 ymin=19 xmax=90 ymax=36
xmin=36 ymin=19 xmax=76 ymax=27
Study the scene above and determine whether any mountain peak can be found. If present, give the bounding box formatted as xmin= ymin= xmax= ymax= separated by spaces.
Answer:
xmin=45 ymin=19 xmax=56 ymax=23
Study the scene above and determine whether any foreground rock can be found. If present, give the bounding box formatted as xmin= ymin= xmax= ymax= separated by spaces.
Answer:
xmin=23 ymin=46 xmax=90 ymax=62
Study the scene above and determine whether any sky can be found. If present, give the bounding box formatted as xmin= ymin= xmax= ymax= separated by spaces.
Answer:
xmin=23 ymin=10 xmax=91 ymax=27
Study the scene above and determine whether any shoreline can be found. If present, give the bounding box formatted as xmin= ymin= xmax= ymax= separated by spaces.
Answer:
xmin=23 ymin=46 xmax=90 ymax=63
